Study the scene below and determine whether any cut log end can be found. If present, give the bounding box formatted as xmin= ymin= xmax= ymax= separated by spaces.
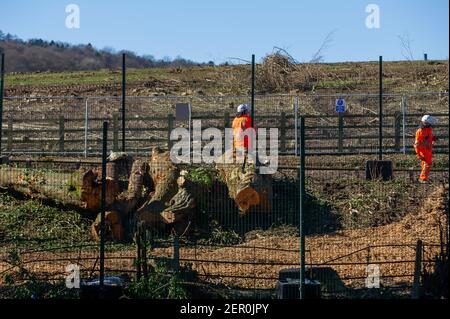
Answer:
xmin=91 ymin=210 xmax=125 ymax=242
xmin=235 ymin=187 xmax=260 ymax=214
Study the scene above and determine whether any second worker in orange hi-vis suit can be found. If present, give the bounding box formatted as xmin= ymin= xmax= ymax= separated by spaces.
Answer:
xmin=232 ymin=104 xmax=255 ymax=161
xmin=414 ymin=115 xmax=439 ymax=184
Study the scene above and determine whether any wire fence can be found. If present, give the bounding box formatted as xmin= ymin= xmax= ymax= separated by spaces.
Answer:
xmin=1 ymin=92 xmax=448 ymax=156
xmin=0 ymin=91 xmax=448 ymax=299
xmin=0 ymin=154 xmax=447 ymax=298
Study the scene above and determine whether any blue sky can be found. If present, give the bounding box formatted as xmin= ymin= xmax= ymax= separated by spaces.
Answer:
xmin=0 ymin=0 xmax=448 ymax=63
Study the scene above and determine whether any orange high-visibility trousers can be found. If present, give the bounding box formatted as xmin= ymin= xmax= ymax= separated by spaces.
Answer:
xmin=415 ymin=126 xmax=435 ymax=182
xmin=418 ymin=151 xmax=432 ymax=182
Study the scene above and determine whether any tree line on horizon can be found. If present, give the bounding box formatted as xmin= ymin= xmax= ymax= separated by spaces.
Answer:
xmin=0 ymin=30 xmax=209 ymax=73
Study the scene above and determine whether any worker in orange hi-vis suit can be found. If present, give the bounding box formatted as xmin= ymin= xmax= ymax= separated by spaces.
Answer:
xmin=414 ymin=115 xmax=439 ymax=184
xmin=232 ymin=104 xmax=255 ymax=162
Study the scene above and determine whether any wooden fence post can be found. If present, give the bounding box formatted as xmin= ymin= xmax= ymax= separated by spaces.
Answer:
xmin=412 ymin=240 xmax=423 ymax=299
xmin=167 ymin=114 xmax=174 ymax=150
xmin=59 ymin=116 xmax=65 ymax=152
xmin=394 ymin=112 xmax=402 ymax=151
xmin=224 ymin=111 xmax=230 ymax=128
xmin=7 ymin=117 xmax=12 ymax=152
xmin=280 ymin=112 xmax=286 ymax=153
xmin=338 ymin=113 xmax=344 ymax=153
xmin=113 ymin=113 xmax=119 ymax=151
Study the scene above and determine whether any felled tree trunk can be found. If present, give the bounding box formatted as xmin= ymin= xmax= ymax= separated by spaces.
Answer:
xmin=80 ymin=163 xmax=120 ymax=211
xmin=137 ymin=148 xmax=195 ymax=235
xmin=216 ymin=150 xmax=273 ymax=214
xmin=108 ymin=152 xmax=133 ymax=180
xmin=86 ymin=147 xmax=196 ymax=240
xmin=160 ymin=175 xmax=196 ymax=234
xmin=125 ymin=159 xmax=152 ymax=209
xmin=90 ymin=158 xmax=152 ymax=241
xmin=91 ymin=210 xmax=125 ymax=242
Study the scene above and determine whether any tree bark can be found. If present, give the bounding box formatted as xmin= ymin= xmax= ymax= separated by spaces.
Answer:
xmin=91 ymin=210 xmax=125 ymax=242
xmin=216 ymin=150 xmax=273 ymax=214
xmin=80 ymin=168 xmax=120 ymax=211
xmin=137 ymin=147 xmax=195 ymax=233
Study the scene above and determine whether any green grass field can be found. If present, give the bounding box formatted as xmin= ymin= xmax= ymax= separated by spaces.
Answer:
xmin=5 ymin=60 xmax=448 ymax=96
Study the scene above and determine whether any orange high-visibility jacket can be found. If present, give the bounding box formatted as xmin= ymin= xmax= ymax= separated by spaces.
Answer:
xmin=232 ymin=114 xmax=253 ymax=149
xmin=414 ymin=126 xmax=437 ymax=158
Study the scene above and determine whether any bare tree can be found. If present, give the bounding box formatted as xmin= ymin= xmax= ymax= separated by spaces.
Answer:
xmin=310 ymin=30 xmax=337 ymax=63
xmin=399 ymin=33 xmax=415 ymax=61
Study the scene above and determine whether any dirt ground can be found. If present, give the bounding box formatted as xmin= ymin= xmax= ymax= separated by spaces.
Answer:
xmin=1 ymin=184 xmax=447 ymax=293
xmin=176 ymin=184 xmax=448 ymax=289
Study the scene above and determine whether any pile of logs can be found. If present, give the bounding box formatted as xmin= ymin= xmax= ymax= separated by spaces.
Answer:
xmin=81 ymin=147 xmax=273 ymax=242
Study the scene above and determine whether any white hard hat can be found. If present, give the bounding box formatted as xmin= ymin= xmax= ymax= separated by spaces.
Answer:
xmin=422 ymin=115 xmax=437 ymax=126
xmin=237 ymin=104 xmax=249 ymax=113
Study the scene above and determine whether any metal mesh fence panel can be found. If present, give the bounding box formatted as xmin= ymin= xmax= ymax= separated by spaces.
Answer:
xmin=0 ymin=91 xmax=448 ymax=299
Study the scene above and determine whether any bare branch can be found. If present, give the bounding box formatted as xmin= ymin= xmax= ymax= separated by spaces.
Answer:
xmin=225 ymin=57 xmax=252 ymax=64
xmin=310 ymin=30 xmax=337 ymax=63
xmin=272 ymin=47 xmax=300 ymax=64
xmin=399 ymin=33 xmax=415 ymax=61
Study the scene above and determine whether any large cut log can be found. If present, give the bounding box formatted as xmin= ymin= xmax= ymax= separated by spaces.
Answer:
xmin=90 ymin=158 xmax=153 ymax=241
xmin=80 ymin=166 xmax=120 ymax=211
xmin=137 ymin=148 xmax=195 ymax=235
xmin=161 ymin=176 xmax=195 ymax=222
xmin=216 ymin=150 xmax=273 ymax=214
xmin=125 ymin=159 xmax=152 ymax=207
xmin=91 ymin=210 xmax=125 ymax=242
xmin=108 ymin=152 xmax=132 ymax=179
xmin=137 ymin=148 xmax=180 ymax=225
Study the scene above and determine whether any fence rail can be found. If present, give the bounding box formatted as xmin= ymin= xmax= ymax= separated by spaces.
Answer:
xmin=0 ymin=91 xmax=448 ymax=299
xmin=1 ymin=92 xmax=448 ymax=156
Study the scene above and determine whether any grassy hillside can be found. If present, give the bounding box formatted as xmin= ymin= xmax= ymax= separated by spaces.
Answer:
xmin=4 ymin=59 xmax=449 ymax=97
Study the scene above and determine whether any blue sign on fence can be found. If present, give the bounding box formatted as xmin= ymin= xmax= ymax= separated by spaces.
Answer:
xmin=335 ymin=98 xmax=346 ymax=113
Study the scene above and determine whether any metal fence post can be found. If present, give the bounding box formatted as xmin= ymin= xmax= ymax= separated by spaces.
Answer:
xmin=298 ymin=116 xmax=306 ymax=299
xmin=394 ymin=111 xmax=402 ymax=152
xmin=59 ymin=116 xmax=65 ymax=153
xmin=379 ymin=56 xmax=383 ymax=160
xmin=135 ymin=225 xmax=142 ymax=281
xmin=99 ymin=121 xmax=108 ymax=297
xmin=84 ymin=98 xmax=89 ymax=158
xmin=223 ymin=111 xmax=230 ymax=128
xmin=141 ymin=228 xmax=148 ymax=279
xmin=401 ymin=96 xmax=407 ymax=154
xmin=113 ymin=113 xmax=119 ymax=151
xmin=251 ymin=54 xmax=255 ymax=127
xmin=122 ymin=53 xmax=126 ymax=152
xmin=167 ymin=114 xmax=174 ymax=150
xmin=338 ymin=113 xmax=344 ymax=153
xmin=7 ymin=116 xmax=12 ymax=152
xmin=280 ymin=112 xmax=286 ymax=153
xmin=0 ymin=53 xmax=4 ymax=155
xmin=174 ymin=234 xmax=180 ymax=273
xmin=412 ymin=240 xmax=423 ymax=299
xmin=294 ymin=96 xmax=299 ymax=156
